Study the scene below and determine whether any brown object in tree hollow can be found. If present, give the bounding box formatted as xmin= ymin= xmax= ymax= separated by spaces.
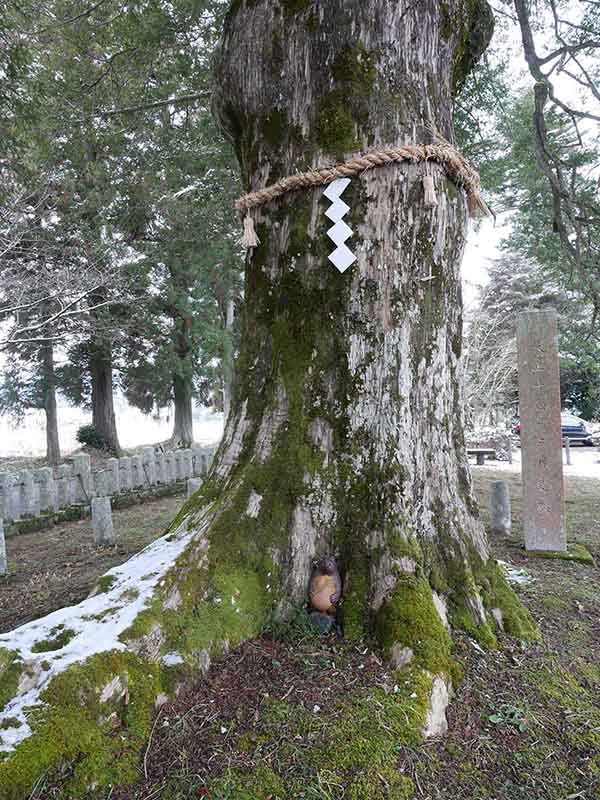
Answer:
xmin=309 ymin=556 xmax=342 ymax=614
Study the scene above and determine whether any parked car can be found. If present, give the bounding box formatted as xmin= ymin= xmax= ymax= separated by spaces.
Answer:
xmin=512 ymin=413 xmax=595 ymax=445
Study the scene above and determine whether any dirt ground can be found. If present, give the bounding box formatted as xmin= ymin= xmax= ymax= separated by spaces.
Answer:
xmin=110 ymin=468 xmax=600 ymax=800
xmin=0 ymin=493 xmax=184 ymax=633
xmin=8 ymin=468 xmax=600 ymax=799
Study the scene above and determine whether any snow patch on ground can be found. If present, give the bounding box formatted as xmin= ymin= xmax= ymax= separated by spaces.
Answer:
xmin=481 ymin=447 xmax=600 ymax=480
xmin=0 ymin=520 xmax=196 ymax=752
xmin=497 ymin=559 xmax=534 ymax=587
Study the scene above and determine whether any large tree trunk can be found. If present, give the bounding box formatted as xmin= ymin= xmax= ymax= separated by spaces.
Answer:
xmin=0 ymin=4 xmax=537 ymax=795
xmin=171 ymin=369 xmax=194 ymax=447
xmin=207 ymin=0 xmax=528 ymax=656
xmin=90 ymin=340 xmax=121 ymax=455
xmin=41 ymin=341 xmax=61 ymax=466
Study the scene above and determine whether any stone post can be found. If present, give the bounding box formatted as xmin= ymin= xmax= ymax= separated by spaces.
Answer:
xmin=119 ymin=457 xmax=132 ymax=493
xmin=191 ymin=448 xmax=203 ymax=477
xmin=9 ymin=474 xmax=22 ymax=520
xmin=154 ymin=452 xmax=166 ymax=485
xmin=92 ymin=497 xmax=115 ymax=547
xmin=0 ymin=519 xmax=7 ymax=576
xmin=94 ymin=470 xmax=110 ymax=498
xmin=173 ymin=451 xmax=183 ymax=481
xmin=106 ymin=458 xmax=120 ymax=495
xmin=187 ymin=477 xmax=202 ymax=498
xmin=564 ymin=438 xmax=571 ymax=466
xmin=517 ymin=309 xmax=566 ymax=551
xmin=490 ymin=481 xmax=511 ymax=537
xmin=131 ymin=455 xmax=143 ymax=489
xmin=72 ymin=454 xmax=93 ymax=503
xmin=182 ymin=449 xmax=193 ymax=480
xmin=141 ymin=447 xmax=156 ymax=486
xmin=0 ymin=473 xmax=10 ymax=522
xmin=56 ymin=465 xmax=72 ymax=508
xmin=164 ymin=452 xmax=175 ymax=484
xmin=36 ymin=467 xmax=57 ymax=513
xmin=20 ymin=471 xmax=38 ymax=517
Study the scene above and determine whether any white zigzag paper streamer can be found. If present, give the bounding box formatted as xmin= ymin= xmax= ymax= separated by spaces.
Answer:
xmin=324 ymin=178 xmax=356 ymax=273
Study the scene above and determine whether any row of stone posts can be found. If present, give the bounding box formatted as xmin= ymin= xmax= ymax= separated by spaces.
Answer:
xmin=0 ymin=446 xmax=215 ymax=526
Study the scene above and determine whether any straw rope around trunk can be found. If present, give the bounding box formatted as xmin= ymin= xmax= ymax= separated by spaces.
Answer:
xmin=235 ymin=143 xmax=490 ymax=248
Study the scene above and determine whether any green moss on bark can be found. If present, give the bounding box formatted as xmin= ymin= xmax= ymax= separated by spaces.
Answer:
xmin=375 ymin=576 xmax=453 ymax=674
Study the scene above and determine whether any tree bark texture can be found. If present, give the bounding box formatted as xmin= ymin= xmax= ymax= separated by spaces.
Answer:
xmin=41 ymin=341 xmax=61 ymax=466
xmin=172 ymin=369 xmax=195 ymax=447
xmin=90 ymin=340 xmax=121 ymax=455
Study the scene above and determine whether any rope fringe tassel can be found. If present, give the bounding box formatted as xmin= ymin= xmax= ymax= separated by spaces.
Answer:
xmin=241 ymin=213 xmax=260 ymax=249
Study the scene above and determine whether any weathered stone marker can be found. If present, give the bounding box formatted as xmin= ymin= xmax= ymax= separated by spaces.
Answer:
xmin=0 ymin=519 xmax=7 ymax=575
xmin=187 ymin=478 xmax=202 ymax=498
xmin=130 ymin=455 xmax=143 ymax=489
xmin=141 ymin=447 xmax=156 ymax=486
xmin=92 ymin=497 xmax=115 ymax=547
xmin=36 ymin=467 xmax=57 ymax=513
xmin=94 ymin=469 xmax=110 ymax=498
xmin=516 ymin=309 xmax=566 ymax=551
xmin=72 ymin=454 xmax=93 ymax=502
xmin=490 ymin=481 xmax=511 ymax=537
xmin=106 ymin=458 xmax=120 ymax=495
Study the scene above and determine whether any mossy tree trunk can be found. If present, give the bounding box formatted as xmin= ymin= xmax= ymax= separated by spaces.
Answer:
xmin=202 ymin=0 xmax=532 ymax=668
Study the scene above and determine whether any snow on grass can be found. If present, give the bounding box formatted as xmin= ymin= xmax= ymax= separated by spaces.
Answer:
xmin=0 ymin=519 xmax=195 ymax=752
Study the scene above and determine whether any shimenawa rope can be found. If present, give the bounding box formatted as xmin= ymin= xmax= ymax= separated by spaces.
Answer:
xmin=236 ymin=142 xmax=490 ymax=248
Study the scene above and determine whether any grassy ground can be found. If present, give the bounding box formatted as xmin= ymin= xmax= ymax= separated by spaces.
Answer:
xmin=10 ymin=468 xmax=600 ymax=799
xmin=0 ymin=493 xmax=185 ymax=633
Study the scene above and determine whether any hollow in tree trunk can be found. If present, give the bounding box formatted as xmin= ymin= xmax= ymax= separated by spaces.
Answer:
xmin=41 ymin=341 xmax=60 ymax=465
xmin=90 ymin=339 xmax=121 ymax=455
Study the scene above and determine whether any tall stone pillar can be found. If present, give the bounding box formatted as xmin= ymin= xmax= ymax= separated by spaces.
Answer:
xmin=56 ymin=465 xmax=72 ymax=508
xmin=0 ymin=519 xmax=7 ymax=575
xmin=516 ymin=309 xmax=566 ymax=551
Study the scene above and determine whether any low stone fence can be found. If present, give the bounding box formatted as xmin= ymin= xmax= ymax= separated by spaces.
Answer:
xmin=0 ymin=445 xmax=217 ymax=536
